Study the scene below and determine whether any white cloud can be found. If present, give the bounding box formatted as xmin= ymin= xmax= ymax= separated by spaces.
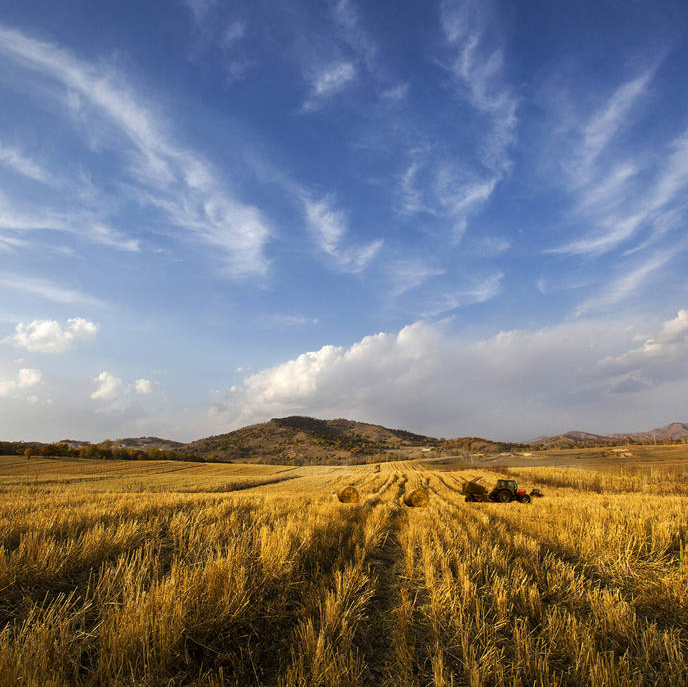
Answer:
xmin=579 ymin=70 xmax=654 ymax=172
xmin=223 ymin=21 xmax=245 ymax=47
xmin=90 ymin=371 xmax=123 ymax=401
xmin=441 ymin=0 xmax=519 ymax=174
xmin=0 ymin=273 xmax=105 ymax=307
xmin=4 ymin=317 xmax=98 ymax=353
xmin=260 ymin=314 xmax=320 ymax=329
xmin=420 ymin=272 xmax=503 ymax=317
xmin=304 ymin=62 xmax=356 ymax=110
xmin=0 ymin=144 xmax=54 ymax=185
xmin=135 ymin=378 xmax=160 ymax=394
xmin=0 ymin=190 xmax=140 ymax=252
xmin=0 ymin=23 xmax=271 ymax=276
xmin=0 ymin=367 xmax=42 ymax=397
xmin=303 ymin=195 xmax=383 ymax=272
xmin=553 ymin=129 xmax=688 ymax=257
xmin=595 ymin=309 xmax=688 ymax=391
xmin=213 ymin=314 xmax=688 ymax=439
xmin=182 ymin=0 xmax=217 ymax=26
xmin=388 ymin=259 xmax=446 ymax=297
xmin=393 ymin=2 xmax=517 ymax=244
xmin=575 ymin=249 xmax=680 ymax=316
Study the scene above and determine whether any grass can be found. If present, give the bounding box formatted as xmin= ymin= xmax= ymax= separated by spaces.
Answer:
xmin=0 ymin=454 xmax=687 ymax=685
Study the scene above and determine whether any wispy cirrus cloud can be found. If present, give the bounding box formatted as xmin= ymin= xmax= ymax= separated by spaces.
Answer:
xmin=259 ymin=314 xmax=320 ymax=329
xmin=331 ymin=0 xmax=407 ymax=97
xmin=0 ymin=23 xmax=271 ymax=277
xmin=577 ymin=70 xmax=655 ymax=176
xmin=553 ymin=126 xmax=688 ymax=257
xmin=545 ymin=57 xmax=688 ymax=264
xmin=303 ymin=195 xmax=382 ymax=273
xmin=304 ymin=62 xmax=356 ymax=111
xmin=440 ymin=0 xmax=518 ymax=175
xmin=0 ymin=272 xmax=106 ymax=307
xmin=394 ymin=1 xmax=518 ymax=246
xmin=420 ymin=271 xmax=503 ymax=317
xmin=0 ymin=143 xmax=55 ymax=185
xmin=387 ymin=259 xmax=446 ymax=298
xmin=0 ymin=190 xmax=140 ymax=252
xmin=575 ymin=248 xmax=680 ymax=316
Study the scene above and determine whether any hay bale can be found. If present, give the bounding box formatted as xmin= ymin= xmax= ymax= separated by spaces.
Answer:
xmin=337 ymin=486 xmax=360 ymax=503
xmin=403 ymin=488 xmax=429 ymax=508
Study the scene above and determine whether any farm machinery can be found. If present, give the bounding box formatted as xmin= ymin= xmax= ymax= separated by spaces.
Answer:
xmin=461 ymin=477 xmax=542 ymax=504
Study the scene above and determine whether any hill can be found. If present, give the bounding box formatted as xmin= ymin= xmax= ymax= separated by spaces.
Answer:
xmin=531 ymin=422 xmax=688 ymax=448
xmin=186 ymin=415 xmax=439 ymax=464
xmin=113 ymin=436 xmax=185 ymax=450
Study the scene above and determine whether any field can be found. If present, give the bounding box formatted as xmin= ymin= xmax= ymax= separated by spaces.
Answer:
xmin=1 ymin=452 xmax=688 ymax=686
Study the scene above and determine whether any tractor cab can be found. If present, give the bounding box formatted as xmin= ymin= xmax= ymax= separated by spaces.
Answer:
xmin=495 ymin=479 xmax=518 ymax=493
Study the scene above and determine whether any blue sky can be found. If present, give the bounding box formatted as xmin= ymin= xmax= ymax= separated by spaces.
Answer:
xmin=1 ymin=0 xmax=688 ymax=442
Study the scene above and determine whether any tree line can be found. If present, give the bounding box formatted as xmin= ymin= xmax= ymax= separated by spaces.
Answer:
xmin=0 ymin=441 xmax=204 ymax=462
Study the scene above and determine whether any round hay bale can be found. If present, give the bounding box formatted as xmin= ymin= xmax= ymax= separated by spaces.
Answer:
xmin=403 ymin=488 xmax=429 ymax=508
xmin=337 ymin=486 xmax=360 ymax=504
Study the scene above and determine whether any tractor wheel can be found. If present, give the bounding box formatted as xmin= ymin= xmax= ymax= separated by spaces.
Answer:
xmin=464 ymin=495 xmax=474 ymax=503
xmin=495 ymin=489 xmax=512 ymax=503
xmin=518 ymin=494 xmax=531 ymax=504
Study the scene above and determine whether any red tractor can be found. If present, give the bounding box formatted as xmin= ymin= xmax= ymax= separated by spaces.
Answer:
xmin=462 ymin=477 xmax=532 ymax=504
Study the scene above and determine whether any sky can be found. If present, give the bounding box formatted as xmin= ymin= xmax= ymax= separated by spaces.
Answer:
xmin=1 ymin=0 xmax=688 ymax=443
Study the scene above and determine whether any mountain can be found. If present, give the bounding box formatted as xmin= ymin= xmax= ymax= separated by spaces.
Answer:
xmin=185 ymin=416 xmax=438 ymax=464
xmin=607 ymin=422 xmax=688 ymax=443
xmin=530 ymin=422 xmax=688 ymax=448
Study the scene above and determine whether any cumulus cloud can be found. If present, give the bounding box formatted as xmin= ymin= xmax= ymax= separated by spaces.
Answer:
xmin=0 ymin=367 xmax=42 ymax=397
xmin=90 ymin=371 xmax=123 ymax=401
xmin=211 ymin=310 xmax=688 ymax=440
xmin=596 ymin=309 xmax=688 ymax=390
xmin=135 ymin=378 xmax=160 ymax=394
xmin=4 ymin=317 xmax=98 ymax=353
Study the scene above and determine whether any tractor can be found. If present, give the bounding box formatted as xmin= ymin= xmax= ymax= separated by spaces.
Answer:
xmin=462 ymin=477 xmax=532 ymax=504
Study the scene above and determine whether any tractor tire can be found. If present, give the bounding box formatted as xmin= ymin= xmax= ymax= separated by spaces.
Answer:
xmin=495 ymin=489 xmax=512 ymax=503
xmin=464 ymin=495 xmax=474 ymax=503
xmin=518 ymin=494 xmax=531 ymax=504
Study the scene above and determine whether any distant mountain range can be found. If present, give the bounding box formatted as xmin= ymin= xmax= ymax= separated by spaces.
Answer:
xmin=6 ymin=416 xmax=685 ymax=465
xmin=529 ymin=422 xmax=688 ymax=449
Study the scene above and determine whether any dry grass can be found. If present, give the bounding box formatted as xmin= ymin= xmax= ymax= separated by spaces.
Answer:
xmin=1 ymin=455 xmax=687 ymax=686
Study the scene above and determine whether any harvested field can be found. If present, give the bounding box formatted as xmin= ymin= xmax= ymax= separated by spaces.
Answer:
xmin=1 ymin=454 xmax=688 ymax=686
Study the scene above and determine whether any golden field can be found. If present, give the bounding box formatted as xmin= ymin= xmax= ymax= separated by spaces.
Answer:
xmin=1 ymin=452 xmax=687 ymax=686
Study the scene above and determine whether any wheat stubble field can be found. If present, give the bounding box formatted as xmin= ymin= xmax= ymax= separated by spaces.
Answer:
xmin=1 ymin=455 xmax=687 ymax=686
